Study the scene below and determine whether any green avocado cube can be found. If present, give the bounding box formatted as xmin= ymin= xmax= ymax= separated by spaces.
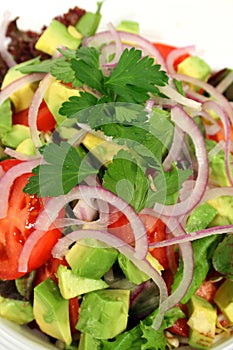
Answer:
xmin=65 ymin=238 xmax=118 ymax=279
xmin=57 ymin=264 xmax=109 ymax=299
xmin=76 ymin=289 xmax=130 ymax=339
xmin=187 ymin=295 xmax=217 ymax=349
xmin=214 ymin=279 xmax=233 ymax=322
xmin=0 ymin=295 xmax=34 ymax=325
xmin=33 ymin=278 xmax=71 ymax=345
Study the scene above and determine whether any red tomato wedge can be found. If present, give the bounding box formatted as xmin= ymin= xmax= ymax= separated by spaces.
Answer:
xmin=0 ymin=159 xmax=62 ymax=280
xmin=108 ymin=209 xmax=169 ymax=269
xmin=12 ymin=100 xmax=56 ymax=132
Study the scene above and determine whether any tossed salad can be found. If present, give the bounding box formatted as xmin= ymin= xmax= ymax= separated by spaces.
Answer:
xmin=0 ymin=3 xmax=232 ymax=350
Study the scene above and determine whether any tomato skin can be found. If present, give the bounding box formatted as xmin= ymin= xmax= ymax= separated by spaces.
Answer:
xmin=169 ymin=316 xmax=189 ymax=337
xmin=69 ymin=297 xmax=79 ymax=334
xmin=34 ymin=257 xmax=68 ymax=286
xmin=107 ymin=209 xmax=168 ymax=269
xmin=0 ymin=160 xmax=62 ymax=280
xmin=195 ymin=279 xmax=217 ymax=303
xmin=13 ymin=100 xmax=56 ymax=132
xmin=153 ymin=42 xmax=190 ymax=70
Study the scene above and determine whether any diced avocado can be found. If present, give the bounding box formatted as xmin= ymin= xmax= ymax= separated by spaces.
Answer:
xmin=82 ymin=131 xmax=123 ymax=165
xmin=1 ymin=60 xmax=39 ymax=112
xmin=76 ymin=289 xmax=130 ymax=339
xmin=57 ymin=264 xmax=108 ymax=299
xmin=65 ymin=238 xmax=118 ymax=279
xmin=0 ymin=99 xmax=12 ymax=134
xmin=214 ymin=279 xmax=233 ymax=323
xmin=177 ymin=56 xmax=211 ymax=82
xmin=187 ymin=295 xmax=217 ymax=349
xmin=208 ymin=196 xmax=233 ymax=225
xmin=0 ymin=295 xmax=34 ymax=325
xmin=208 ymin=147 xmax=232 ymax=187
xmin=33 ymin=278 xmax=71 ymax=345
xmin=118 ymin=253 xmax=150 ymax=285
xmin=78 ymin=332 xmax=101 ymax=350
xmin=1 ymin=124 xmax=31 ymax=148
xmin=75 ymin=2 xmax=102 ymax=37
xmin=44 ymin=79 xmax=80 ymax=125
xmin=16 ymin=138 xmax=36 ymax=156
xmin=117 ymin=20 xmax=139 ymax=34
xmin=35 ymin=19 xmax=81 ymax=56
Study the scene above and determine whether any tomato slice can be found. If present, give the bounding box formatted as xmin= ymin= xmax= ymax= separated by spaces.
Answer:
xmin=108 ymin=209 xmax=168 ymax=269
xmin=153 ymin=42 xmax=190 ymax=70
xmin=13 ymin=100 xmax=56 ymax=132
xmin=0 ymin=160 xmax=62 ymax=280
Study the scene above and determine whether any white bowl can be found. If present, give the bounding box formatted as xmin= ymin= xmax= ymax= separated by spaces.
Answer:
xmin=0 ymin=0 xmax=232 ymax=349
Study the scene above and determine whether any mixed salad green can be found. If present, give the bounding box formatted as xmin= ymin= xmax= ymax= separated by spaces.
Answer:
xmin=0 ymin=3 xmax=232 ymax=350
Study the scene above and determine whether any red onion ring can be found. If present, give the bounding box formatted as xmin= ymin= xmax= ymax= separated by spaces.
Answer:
xmin=0 ymin=73 xmax=45 ymax=106
xmin=203 ymin=100 xmax=233 ymax=186
xmin=173 ymin=73 xmax=233 ymax=125
xmin=28 ymin=73 xmax=54 ymax=148
xmin=83 ymin=29 xmax=167 ymax=70
xmin=166 ymin=45 xmax=195 ymax=74
xmin=35 ymin=185 xmax=148 ymax=260
xmin=0 ymin=159 xmax=41 ymax=218
xmin=0 ymin=11 xmax=16 ymax=67
xmin=163 ymin=125 xmax=184 ymax=171
xmin=150 ymin=224 xmax=233 ymax=247
xmin=4 ymin=147 xmax=41 ymax=161
xmin=153 ymin=105 xmax=209 ymax=217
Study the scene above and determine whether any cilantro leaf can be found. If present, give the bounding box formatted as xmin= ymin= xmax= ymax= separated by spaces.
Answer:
xmin=17 ymin=57 xmax=52 ymax=74
xmin=71 ymin=47 xmax=105 ymax=93
xmin=50 ymin=57 xmax=81 ymax=86
xmin=59 ymin=92 xmax=98 ymax=119
xmin=103 ymin=149 xmax=149 ymax=213
xmin=23 ymin=141 xmax=98 ymax=197
xmin=105 ymin=48 xmax=168 ymax=103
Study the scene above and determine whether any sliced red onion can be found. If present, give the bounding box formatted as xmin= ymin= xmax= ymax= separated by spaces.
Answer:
xmin=73 ymin=198 xmax=98 ymax=221
xmin=163 ymin=125 xmax=184 ymax=171
xmin=166 ymin=45 xmax=195 ymax=74
xmin=84 ymin=29 xmax=167 ymax=70
xmin=18 ymin=229 xmax=45 ymax=272
xmin=107 ymin=23 xmax=124 ymax=64
xmin=28 ymin=73 xmax=54 ymax=148
xmin=0 ymin=73 xmax=45 ymax=106
xmin=150 ymin=224 xmax=233 ymax=248
xmin=0 ymin=11 xmax=16 ymax=67
xmin=4 ymin=147 xmax=41 ymax=161
xmin=152 ymin=218 xmax=194 ymax=330
xmin=173 ymin=73 xmax=233 ymax=125
xmin=203 ymin=100 xmax=233 ymax=186
xmin=153 ymin=105 xmax=209 ymax=217
xmin=52 ymin=229 xmax=168 ymax=302
xmin=202 ymin=186 xmax=233 ymax=202
xmin=0 ymin=159 xmax=41 ymax=218
xmin=199 ymin=110 xmax=221 ymax=136
xmin=158 ymin=84 xmax=202 ymax=112
xmin=35 ymin=185 xmax=148 ymax=260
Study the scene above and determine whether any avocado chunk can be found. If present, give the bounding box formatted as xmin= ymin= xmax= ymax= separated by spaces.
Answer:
xmin=44 ymin=79 xmax=80 ymax=125
xmin=1 ymin=124 xmax=31 ymax=148
xmin=0 ymin=295 xmax=34 ymax=325
xmin=177 ymin=56 xmax=211 ymax=82
xmin=118 ymin=253 xmax=150 ymax=285
xmin=76 ymin=289 xmax=130 ymax=339
xmin=1 ymin=59 xmax=39 ymax=112
xmin=208 ymin=196 xmax=233 ymax=225
xmin=187 ymin=295 xmax=217 ymax=349
xmin=82 ymin=131 xmax=123 ymax=165
xmin=65 ymin=238 xmax=118 ymax=279
xmin=35 ymin=19 xmax=81 ymax=56
xmin=33 ymin=278 xmax=71 ymax=345
xmin=214 ymin=279 xmax=233 ymax=323
xmin=16 ymin=138 xmax=36 ymax=156
xmin=78 ymin=332 xmax=101 ymax=350
xmin=57 ymin=264 xmax=109 ymax=299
